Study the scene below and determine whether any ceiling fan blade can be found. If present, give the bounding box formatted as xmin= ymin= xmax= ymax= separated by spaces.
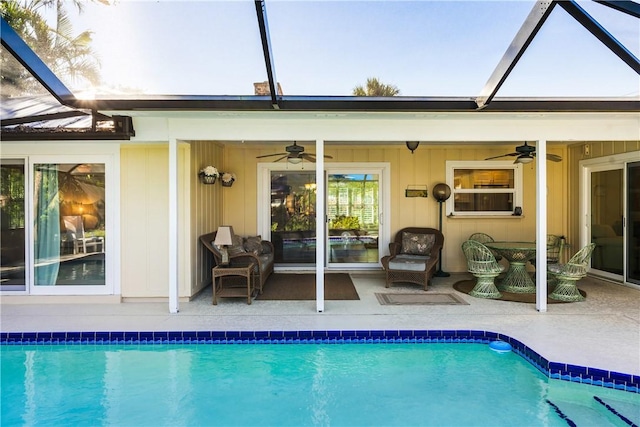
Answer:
xmin=485 ymin=152 xmax=518 ymax=160
xmin=270 ymin=155 xmax=289 ymax=163
xmin=300 ymin=154 xmax=316 ymax=163
xmin=256 ymin=152 xmax=287 ymax=159
xmin=547 ymin=153 xmax=562 ymax=162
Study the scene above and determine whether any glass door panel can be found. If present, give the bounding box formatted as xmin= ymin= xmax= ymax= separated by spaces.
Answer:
xmin=590 ymin=169 xmax=623 ymax=276
xmin=627 ymin=161 xmax=640 ymax=285
xmin=270 ymin=171 xmax=317 ymax=265
xmin=34 ymin=163 xmax=106 ymax=286
xmin=327 ymin=173 xmax=379 ymax=266
xmin=0 ymin=159 xmax=26 ymax=290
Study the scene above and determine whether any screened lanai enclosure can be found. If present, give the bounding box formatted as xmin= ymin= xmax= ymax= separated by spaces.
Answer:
xmin=1 ymin=1 xmax=638 ymax=308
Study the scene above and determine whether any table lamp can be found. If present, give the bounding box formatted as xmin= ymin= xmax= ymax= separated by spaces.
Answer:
xmin=214 ymin=225 xmax=234 ymax=266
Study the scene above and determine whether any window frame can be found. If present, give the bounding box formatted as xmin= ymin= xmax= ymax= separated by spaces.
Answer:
xmin=445 ymin=160 xmax=523 ymax=217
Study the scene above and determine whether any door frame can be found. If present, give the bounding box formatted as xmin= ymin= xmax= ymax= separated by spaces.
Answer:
xmin=580 ymin=151 xmax=638 ymax=287
xmin=257 ymin=162 xmax=390 ymax=271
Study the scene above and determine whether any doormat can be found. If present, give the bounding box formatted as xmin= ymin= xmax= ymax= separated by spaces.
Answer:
xmin=256 ymin=273 xmax=359 ymax=300
xmin=375 ymin=293 xmax=469 ymax=306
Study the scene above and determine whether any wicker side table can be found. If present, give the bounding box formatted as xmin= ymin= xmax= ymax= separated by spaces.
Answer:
xmin=212 ymin=263 xmax=255 ymax=305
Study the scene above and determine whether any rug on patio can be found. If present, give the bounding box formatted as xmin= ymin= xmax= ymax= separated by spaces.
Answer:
xmin=256 ymin=273 xmax=360 ymax=300
xmin=453 ymin=280 xmax=586 ymax=303
xmin=376 ymin=293 xmax=469 ymax=306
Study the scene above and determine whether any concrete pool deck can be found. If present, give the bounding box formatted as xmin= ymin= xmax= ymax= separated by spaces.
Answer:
xmin=1 ymin=272 xmax=639 ymax=377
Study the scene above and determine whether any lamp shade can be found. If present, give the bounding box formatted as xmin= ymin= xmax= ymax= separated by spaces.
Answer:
xmin=214 ymin=226 xmax=234 ymax=246
xmin=432 ymin=183 xmax=452 ymax=202
xmin=406 ymin=141 xmax=420 ymax=153
xmin=514 ymin=154 xmax=534 ymax=164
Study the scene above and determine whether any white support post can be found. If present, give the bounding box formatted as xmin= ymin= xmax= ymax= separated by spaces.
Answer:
xmin=535 ymin=139 xmax=548 ymax=312
xmin=169 ymin=137 xmax=179 ymax=313
xmin=315 ymin=139 xmax=325 ymax=313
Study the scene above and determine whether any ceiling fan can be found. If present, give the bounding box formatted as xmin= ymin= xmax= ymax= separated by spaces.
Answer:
xmin=256 ymin=142 xmax=333 ymax=164
xmin=485 ymin=142 xmax=562 ymax=163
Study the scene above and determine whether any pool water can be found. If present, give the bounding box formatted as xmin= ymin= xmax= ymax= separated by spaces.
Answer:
xmin=2 ymin=343 xmax=638 ymax=426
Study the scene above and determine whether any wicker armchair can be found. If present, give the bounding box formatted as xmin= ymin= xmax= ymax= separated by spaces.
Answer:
xmin=380 ymin=227 xmax=443 ymax=290
xmin=532 ymin=234 xmax=566 ymax=266
xmin=468 ymin=232 xmax=502 ymax=262
xmin=199 ymin=232 xmax=274 ymax=294
xmin=548 ymin=243 xmax=596 ymax=302
xmin=462 ymin=240 xmax=505 ymax=299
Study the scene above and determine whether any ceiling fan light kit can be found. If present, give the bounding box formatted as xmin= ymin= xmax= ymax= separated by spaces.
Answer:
xmin=256 ymin=141 xmax=333 ymax=164
xmin=515 ymin=155 xmax=534 ymax=164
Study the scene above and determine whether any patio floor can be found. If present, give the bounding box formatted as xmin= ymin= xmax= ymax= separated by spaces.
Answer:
xmin=1 ymin=272 xmax=638 ymax=377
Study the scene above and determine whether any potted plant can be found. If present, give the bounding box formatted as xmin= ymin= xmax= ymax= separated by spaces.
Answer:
xmin=198 ymin=166 xmax=219 ymax=184
xmin=220 ymin=172 xmax=236 ymax=187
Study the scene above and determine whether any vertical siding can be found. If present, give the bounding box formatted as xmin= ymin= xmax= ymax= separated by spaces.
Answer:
xmin=121 ymin=143 xmax=190 ymax=299
xmin=190 ymin=141 xmax=224 ymax=296
xmin=120 ymin=145 xmax=169 ymax=298
xmin=220 ymin=142 xmax=569 ymax=273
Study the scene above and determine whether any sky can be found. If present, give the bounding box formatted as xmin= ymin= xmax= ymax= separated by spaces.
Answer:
xmin=41 ymin=0 xmax=640 ymax=98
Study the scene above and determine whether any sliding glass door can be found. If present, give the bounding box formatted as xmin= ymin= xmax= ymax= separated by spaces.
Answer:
xmin=326 ymin=171 xmax=380 ymax=268
xmin=33 ymin=162 xmax=106 ymax=288
xmin=583 ymin=152 xmax=639 ymax=286
xmin=0 ymin=159 xmax=26 ymax=291
xmin=260 ymin=162 xmax=389 ymax=269
xmin=628 ymin=161 xmax=640 ymax=285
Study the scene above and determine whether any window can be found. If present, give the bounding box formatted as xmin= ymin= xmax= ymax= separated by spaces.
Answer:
xmin=446 ymin=161 xmax=523 ymax=216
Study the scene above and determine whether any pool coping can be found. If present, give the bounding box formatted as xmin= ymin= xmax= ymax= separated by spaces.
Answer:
xmin=2 ymin=329 xmax=638 ymax=394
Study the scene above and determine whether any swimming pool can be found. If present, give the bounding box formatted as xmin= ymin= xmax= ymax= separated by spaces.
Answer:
xmin=2 ymin=330 xmax=638 ymax=426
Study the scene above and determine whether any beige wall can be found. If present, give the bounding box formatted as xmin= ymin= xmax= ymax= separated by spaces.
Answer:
xmin=190 ymin=141 xmax=225 ymax=297
xmin=120 ymin=143 xmax=191 ymax=299
xmin=218 ymin=142 xmax=568 ymax=273
xmin=120 ymin=140 xmax=639 ymax=300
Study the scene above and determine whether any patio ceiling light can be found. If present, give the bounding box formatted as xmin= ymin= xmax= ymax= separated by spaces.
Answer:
xmin=406 ymin=141 xmax=420 ymax=154
xmin=515 ymin=154 xmax=534 ymax=164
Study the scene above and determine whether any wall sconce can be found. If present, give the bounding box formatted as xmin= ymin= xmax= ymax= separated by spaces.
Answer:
xmin=406 ymin=141 xmax=420 ymax=154
xmin=214 ymin=225 xmax=234 ymax=265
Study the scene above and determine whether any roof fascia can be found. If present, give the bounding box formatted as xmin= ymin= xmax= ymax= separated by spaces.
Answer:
xmin=0 ymin=17 xmax=76 ymax=104
xmin=557 ymin=0 xmax=640 ymax=74
xmin=255 ymin=0 xmax=281 ymax=109
xmin=71 ymin=96 xmax=640 ymax=112
xmin=593 ymin=0 xmax=640 ymax=18
xmin=475 ymin=1 xmax=557 ymax=110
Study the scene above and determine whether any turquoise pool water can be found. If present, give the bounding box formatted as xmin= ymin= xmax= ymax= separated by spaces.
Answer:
xmin=2 ymin=343 xmax=638 ymax=426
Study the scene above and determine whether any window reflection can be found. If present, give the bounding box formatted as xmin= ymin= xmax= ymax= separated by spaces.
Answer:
xmin=34 ymin=163 xmax=106 ymax=286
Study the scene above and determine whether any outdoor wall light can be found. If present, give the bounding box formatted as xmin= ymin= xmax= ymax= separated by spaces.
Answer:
xmin=406 ymin=141 xmax=420 ymax=154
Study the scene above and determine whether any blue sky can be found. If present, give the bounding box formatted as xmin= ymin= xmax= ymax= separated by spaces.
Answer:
xmin=47 ymin=0 xmax=639 ymax=98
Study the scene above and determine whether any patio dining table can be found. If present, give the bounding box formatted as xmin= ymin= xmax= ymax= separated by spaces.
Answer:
xmin=484 ymin=241 xmax=537 ymax=293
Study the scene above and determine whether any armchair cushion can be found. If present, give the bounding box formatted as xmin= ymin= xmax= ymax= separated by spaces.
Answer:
xmin=401 ymin=232 xmax=435 ymax=255
xmin=388 ymin=254 xmax=431 ymax=271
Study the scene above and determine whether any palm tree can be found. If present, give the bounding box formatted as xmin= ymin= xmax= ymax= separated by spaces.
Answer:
xmin=352 ymin=77 xmax=400 ymax=97
xmin=0 ymin=0 xmax=106 ymax=97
